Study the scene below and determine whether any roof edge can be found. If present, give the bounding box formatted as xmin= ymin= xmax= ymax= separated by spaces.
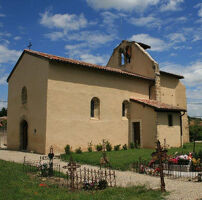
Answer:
xmin=160 ymin=70 xmax=184 ymax=79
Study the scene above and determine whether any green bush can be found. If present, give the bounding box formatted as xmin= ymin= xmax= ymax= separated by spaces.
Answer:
xmin=106 ymin=141 xmax=112 ymax=152
xmin=122 ymin=144 xmax=128 ymax=150
xmin=96 ymin=144 xmax=103 ymax=152
xmin=114 ymin=144 xmax=121 ymax=151
xmin=64 ymin=144 xmax=71 ymax=154
xmin=88 ymin=142 xmax=93 ymax=152
xmin=75 ymin=147 xmax=82 ymax=154
xmin=88 ymin=146 xmax=93 ymax=152
xmin=129 ymin=142 xmax=135 ymax=149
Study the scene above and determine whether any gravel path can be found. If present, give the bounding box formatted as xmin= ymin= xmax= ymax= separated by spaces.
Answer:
xmin=0 ymin=149 xmax=201 ymax=200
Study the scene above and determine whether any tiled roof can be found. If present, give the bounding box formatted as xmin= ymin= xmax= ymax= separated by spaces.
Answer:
xmin=7 ymin=49 xmax=155 ymax=82
xmin=130 ymin=98 xmax=186 ymax=112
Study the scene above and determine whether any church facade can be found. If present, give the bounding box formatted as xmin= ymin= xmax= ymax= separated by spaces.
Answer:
xmin=7 ymin=40 xmax=189 ymax=154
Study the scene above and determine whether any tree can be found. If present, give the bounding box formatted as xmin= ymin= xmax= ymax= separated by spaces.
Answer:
xmin=0 ymin=107 xmax=7 ymax=117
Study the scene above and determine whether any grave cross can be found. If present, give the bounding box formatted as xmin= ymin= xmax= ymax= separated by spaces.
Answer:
xmin=153 ymin=140 xmax=167 ymax=192
xmin=63 ymin=156 xmax=80 ymax=189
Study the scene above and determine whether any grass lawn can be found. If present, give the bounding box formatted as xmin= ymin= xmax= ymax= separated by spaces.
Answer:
xmin=0 ymin=160 xmax=166 ymax=200
xmin=61 ymin=142 xmax=202 ymax=171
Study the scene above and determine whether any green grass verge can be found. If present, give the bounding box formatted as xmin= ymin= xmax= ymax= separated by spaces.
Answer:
xmin=0 ymin=160 xmax=166 ymax=200
xmin=61 ymin=142 xmax=202 ymax=171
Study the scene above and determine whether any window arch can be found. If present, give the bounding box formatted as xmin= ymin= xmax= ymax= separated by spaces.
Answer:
xmin=122 ymin=100 xmax=129 ymax=118
xmin=21 ymin=86 xmax=27 ymax=105
xmin=90 ymin=97 xmax=100 ymax=119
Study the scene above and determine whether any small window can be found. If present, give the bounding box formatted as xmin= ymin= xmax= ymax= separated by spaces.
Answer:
xmin=122 ymin=100 xmax=129 ymax=118
xmin=90 ymin=97 xmax=100 ymax=119
xmin=21 ymin=86 xmax=27 ymax=105
xmin=168 ymin=114 xmax=173 ymax=126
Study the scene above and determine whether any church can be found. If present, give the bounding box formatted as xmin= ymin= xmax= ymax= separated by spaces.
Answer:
xmin=7 ymin=40 xmax=189 ymax=154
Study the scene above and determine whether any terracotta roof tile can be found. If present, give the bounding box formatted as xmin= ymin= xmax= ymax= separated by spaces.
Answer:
xmin=130 ymin=98 xmax=186 ymax=111
xmin=23 ymin=49 xmax=155 ymax=81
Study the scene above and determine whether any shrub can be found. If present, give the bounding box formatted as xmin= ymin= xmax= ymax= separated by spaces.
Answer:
xmin=114 ymin=144 xmax=121 ymax=151
xmin=96 ymin=144 xmax=103 ymax=152
xmin=129 ymin=142 xmax=135 ymax=149
xmin=122 ymin=144 xmax=128 ymax=150
xmin=75 ymin=147 xmax=82 ymax=154
xmin=106 ymin=141 xmax=112 ymax=152
xmin=88 ymin=146 xmax=92 ymax=152
xmin=88 ymin=142 xmax=93 ymax=152
xmin=64 ymin=144 xmax=71 ymax=154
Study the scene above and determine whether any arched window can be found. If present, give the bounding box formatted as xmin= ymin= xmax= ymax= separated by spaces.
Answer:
xmin=122 ymin=100 xmax=129 ymax=118
xmin=90 ymin=97 xmax=100 ymax=119
xmin=21 ymin=86 xmax=27 ymax=105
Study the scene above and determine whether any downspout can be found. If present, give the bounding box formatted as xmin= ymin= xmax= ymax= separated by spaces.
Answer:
xmin=180 ymin=111 xmax=186 ymax=147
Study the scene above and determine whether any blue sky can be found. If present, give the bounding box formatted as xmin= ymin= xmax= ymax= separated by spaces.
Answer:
xmin=0 ymin=0 xmax=202 ymax=117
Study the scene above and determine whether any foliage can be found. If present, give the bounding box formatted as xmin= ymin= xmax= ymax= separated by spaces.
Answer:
xmin=87 ymin=141 xmax=93 ymax=152
xmin=122 ymin=144 xmax=128 ymax=150
xmin=0 ymin=107 xmax=7 ymax=117
xmin=106 ymin=141 xmax=112 ymax=152
xmin=114 ymin=144 xmax=121 ymax=151
xmin=75 ymin=147 xmax=82 ymax=154
xmin=96 ymin=144 xmax=103 ymax=152
xmin=189 ymin=125 xmax=202 ymax=141
xmin=64 ymin=144 xmax=71 ymax=155
xmin=129 ymin=142 xmax=135 ymax=149
xmin=0 ymin=160 xmax=165 ymax=200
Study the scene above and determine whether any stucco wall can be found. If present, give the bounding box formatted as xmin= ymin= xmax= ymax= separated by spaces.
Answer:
xmin=7 ymin=53 xmax=49 ymax=154
xmin=157 ymin=112 xmax=181 ymax=148
xmin=107 ymin=41 xmax=156 ymax=79
xmin=160 ymin=74 xmax=189 ymax=144
xmin=160 ymin=74 xmax=178 ymax=106
xmin=130 ymin=102 xmax=157 ymax=148
xmin=45 ymin=62 xmax=151 ymax=153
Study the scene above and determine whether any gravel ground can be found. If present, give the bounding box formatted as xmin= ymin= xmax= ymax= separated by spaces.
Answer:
xmin=0 ymin=149 xmax=201 ymax=200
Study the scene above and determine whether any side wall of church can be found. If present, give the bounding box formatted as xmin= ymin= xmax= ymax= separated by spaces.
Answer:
xmin=45 ymin=62 xmax=152 ymax=153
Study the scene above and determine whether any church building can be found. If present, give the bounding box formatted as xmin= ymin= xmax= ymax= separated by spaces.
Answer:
xmin=7 ymin=40 xmax=189 ymax=154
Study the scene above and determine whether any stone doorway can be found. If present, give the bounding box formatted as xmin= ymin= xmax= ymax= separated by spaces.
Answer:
xmin=133 ymin=122 xmax=140 ymax=147
xmin=20 ymin=120 xmax=28 ymax=150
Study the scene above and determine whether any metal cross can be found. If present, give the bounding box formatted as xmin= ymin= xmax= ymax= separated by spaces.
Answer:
xmin=27 ymin=42 xmax=32 ymax=50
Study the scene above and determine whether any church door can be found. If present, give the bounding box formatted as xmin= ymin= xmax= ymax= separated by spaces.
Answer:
xmin=133 ymin=122 xmax=140 ymax=147
xmin=21 ymin=120 xmax=28 ymax=150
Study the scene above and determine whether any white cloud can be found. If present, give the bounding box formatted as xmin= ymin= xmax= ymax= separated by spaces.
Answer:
xmin=0 ymin=45 xmax=21 ymax=64
xmin=160 ymin=0 xmax=184 ymax=11
xmin=129 ymin=34 xmax=167 ymax=51
xmin=0 ymin=73 xmax=8 ymax=85
xmin=68 ymin=31 xmax=115 ymax=46
xmin=195 ymin=3 xmax=202 ymax=17
xmin=0 ymin=101 xmax=7 ymax=110
xmin=40 ymin=11 xmax=88 ymax=31
xmin=86 ymin=0 xmax=160 ymax=12
xmin=0 ymin=14 xmax=5 ymax=17
xmin=65 ymin=43 xmax=108 ymax=65
xmin=14 ymin=36 xmax=21 ymax=41
xmin=45 ymin=31 xmax=65 ymax=41
xmin=80 ymin=54 xmax=108 ymax=65
xmin=130 ymin=15 xmax=162 ymax=28
xmin=167 ymin=33 xmax=186 ymax=43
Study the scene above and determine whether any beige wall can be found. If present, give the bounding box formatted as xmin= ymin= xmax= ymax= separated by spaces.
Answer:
xmin=130 ymin=102 xmax=157 ymax=148
xmin=45 ymin=62 xmax=151 ymax=153
xmin=7 ymin=53 xmax=49 ymax=154
xmin=107 ymin=41 xmax=156 ymax=79
xmin=157 ymin=112 xmax=181 ymax=148
xmin=160 ymin=74 xmax=189 ymax=144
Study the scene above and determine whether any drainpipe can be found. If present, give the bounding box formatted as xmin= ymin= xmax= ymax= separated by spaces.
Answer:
xmin=180 ymin=111 xmax=186 ymax=147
